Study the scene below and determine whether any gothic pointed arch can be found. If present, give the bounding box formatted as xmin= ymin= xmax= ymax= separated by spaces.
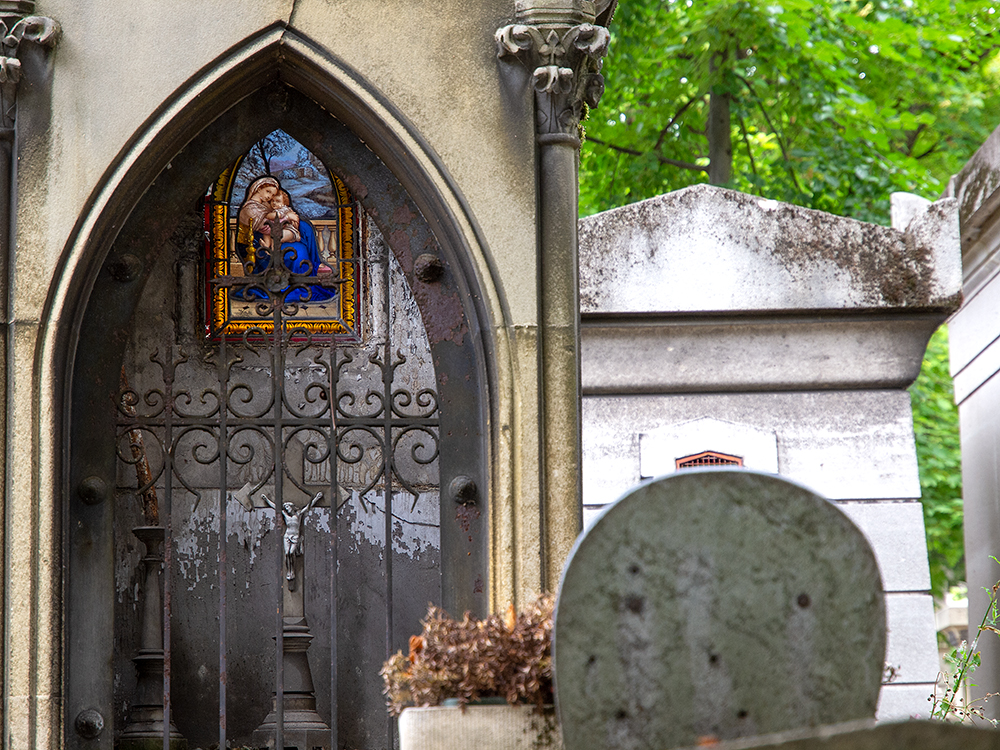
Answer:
xmin=46 ymin=24 xmax=498 ymax=749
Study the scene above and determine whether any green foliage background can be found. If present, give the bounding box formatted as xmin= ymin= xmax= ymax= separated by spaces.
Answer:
xmin=910 ymin=326 xmax=964 ymax=596
xmin=579 ymin=0 xmax=987 ymax=594
xmin=581 ymin=0 xmax=1000 ymax=225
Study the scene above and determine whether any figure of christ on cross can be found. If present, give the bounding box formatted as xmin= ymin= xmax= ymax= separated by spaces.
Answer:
xmin=261 ymin=490 xmax=323 ymax=591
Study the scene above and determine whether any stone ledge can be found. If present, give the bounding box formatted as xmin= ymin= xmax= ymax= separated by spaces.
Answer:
xmin=579 ymin=184 xmax=961 ymax=315
xmin=582 ymin=312 xmax=942 ymax=393
xmin=946 ymin=121 xmax=1000 ymax=244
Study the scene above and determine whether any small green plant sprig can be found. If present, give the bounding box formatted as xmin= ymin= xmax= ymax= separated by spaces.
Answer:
xmin=381 ymin=593 xmax=554 ymax=716
xmin=930 ymin=558 xmax=1000 ymax=724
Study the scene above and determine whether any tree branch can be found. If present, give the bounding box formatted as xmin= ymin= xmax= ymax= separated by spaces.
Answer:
xmin=587 ymin=136 xmax=709 ymax=173
xmin=653 ymin=95 xmax=704 ymax=152
xmin=903 ymin=122 xmax=928 ymax=157
xmin=609 ymin=152 xmax=622 ymax=197
xmin=737 ymin=114 xmax=759 ymax=193
xmin=915 ymin=138 xmax=943 ymax=160
xmin=586 ymin=136 xmax=643 ymax=157
xmin=734 ymin=73 xmax=803 ymax=194
xmin=256 ymin=139 xmax=270 ymax=174
xmin=658 ymin=156 xmax=710 ymax=173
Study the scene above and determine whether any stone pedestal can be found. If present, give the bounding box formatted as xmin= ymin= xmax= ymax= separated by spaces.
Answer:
xmin=251 ymin=548 xmax=330 ymax=749
xmin=119 ymin=526 xmax=186 ymax=750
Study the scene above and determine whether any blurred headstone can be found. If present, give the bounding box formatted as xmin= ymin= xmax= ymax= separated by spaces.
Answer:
xmin=554 ymin=470 xmax=886 ymax=750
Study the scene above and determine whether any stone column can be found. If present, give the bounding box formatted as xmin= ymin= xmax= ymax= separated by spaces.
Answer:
xmin=0 ymin=3 xmax=57 ymax=746
xmin=496 ymin=1 xmax=609 ymax=588
xmin=0 ymin=6 xmax=60 ymax=304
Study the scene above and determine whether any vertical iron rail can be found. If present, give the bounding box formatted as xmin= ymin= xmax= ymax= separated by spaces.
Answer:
xmin=162 ymin=340 xmax=176 ymax=750
xmin=217 ymin=333 xmax=229 ymax=749
xmin=327 ymin=205 xmax=360 ymax=746
xmin=328 ymin=266 xmax=342 ymax=750
xmin=273 ymin=298 xmax=285 ymax=750
xmin=381 ymin=239 xmax=394 ymax=749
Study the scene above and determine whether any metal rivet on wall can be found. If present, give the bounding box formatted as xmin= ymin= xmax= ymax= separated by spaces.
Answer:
xmin=75 ymin=709 xmax=105 ymax=739
xmin=449 ymin=475 xmax=477 ymax=506
xmin=77 ymin=475 xmax=108 ymax=505
xmin=414 ymin=253 xmax=444 ymax=283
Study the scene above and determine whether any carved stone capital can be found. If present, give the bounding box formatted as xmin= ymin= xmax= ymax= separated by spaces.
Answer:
xmin=497 ymin=22 xmax=610 ymax=145
xmin=0 ymin=14 xmax=59 ymax=127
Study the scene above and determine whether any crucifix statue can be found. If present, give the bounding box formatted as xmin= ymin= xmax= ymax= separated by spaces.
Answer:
xmin=249 ymin=482 xmax=332 ymax=749
xmin=261 ymin=490 xmax=322 ymax=591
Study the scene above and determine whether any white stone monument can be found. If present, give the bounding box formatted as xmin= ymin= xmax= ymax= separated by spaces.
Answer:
xmin=578 ymin=184 xmax=960 ymax=719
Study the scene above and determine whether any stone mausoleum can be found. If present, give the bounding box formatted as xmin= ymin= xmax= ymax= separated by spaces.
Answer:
xmin=577 ymin=185 xmax=959 ymax=720
xmin=0 ymin=0 xmax=957 ymax=747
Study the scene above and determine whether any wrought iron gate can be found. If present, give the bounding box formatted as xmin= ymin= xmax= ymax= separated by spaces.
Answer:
xmin=113 ymin=195 xmax=445 ymax=750
xmin=67 ymin=99 xmax=488 ymax=750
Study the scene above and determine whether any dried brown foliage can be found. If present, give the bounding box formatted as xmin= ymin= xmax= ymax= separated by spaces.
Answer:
xmin=381 ymin=593 xmax=554 ymax=716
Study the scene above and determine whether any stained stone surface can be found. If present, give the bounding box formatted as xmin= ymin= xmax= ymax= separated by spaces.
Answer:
xmin=399 ymin=705 xmax=562 ymax=750
xmin=553 ymin=470 xmax=886 ymax=750
xmin=578 ymin=185 xmax=961 ymax=314
xmin=674 ymin=719 xmax=1000 ymax=750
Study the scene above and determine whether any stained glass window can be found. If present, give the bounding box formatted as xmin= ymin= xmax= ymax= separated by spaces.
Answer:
xmin=204 ymin=129 xmax=361 ymax=340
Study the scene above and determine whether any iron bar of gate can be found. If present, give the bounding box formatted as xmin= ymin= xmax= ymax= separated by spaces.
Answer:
xmin=115 ymin=415 xmax=436 ymax=429
xmin=329 ymin=341 xmax=338 ymax=750
xmin=163 ymin=341 xmax=176 ymax=750
xmin=273 ymin=297 xmax=285 ymax=750
xmin=381 ymin=235 xmax=395 ymax=750
xmin=116 ymin=415 xmax=436 ymax=429
xmin=218 ymin=332 xmax=229 ymax=750
xmin=327 ymin=210 xmax=356 ymax=750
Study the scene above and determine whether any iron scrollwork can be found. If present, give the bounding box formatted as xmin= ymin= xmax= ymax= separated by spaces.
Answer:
xmin=116 ymin=211 xmax=441 ymax=535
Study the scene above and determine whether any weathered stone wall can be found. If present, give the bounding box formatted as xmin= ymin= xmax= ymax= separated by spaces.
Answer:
xmin=578 ymin=185 xmax=960 ymax=721
xmin=946 ymin=121 xmax=1000 ymax=721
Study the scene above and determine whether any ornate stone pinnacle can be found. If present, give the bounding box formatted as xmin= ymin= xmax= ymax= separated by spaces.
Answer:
xmin=497 ymin=21 xmax=610 ymax=144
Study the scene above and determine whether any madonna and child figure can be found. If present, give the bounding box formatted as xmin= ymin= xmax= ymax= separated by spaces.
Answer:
xmin=236 ymin=175 xmax=337 ymax=302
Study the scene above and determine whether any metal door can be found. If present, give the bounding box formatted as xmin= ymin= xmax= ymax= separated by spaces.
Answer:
xmin=66 ymin=87 xmax=489 ymax=750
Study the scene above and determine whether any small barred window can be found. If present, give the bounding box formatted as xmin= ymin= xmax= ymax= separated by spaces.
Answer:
xmin=675 ymin=451 xmax=744 ymax=470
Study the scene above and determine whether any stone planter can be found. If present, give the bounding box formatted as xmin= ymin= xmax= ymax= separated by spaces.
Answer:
xmin=398 ymin=704 xmax=562 ymax=750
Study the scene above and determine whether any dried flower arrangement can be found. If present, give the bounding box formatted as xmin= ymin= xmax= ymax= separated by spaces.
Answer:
xmin=381 ymin=593 xmax=555 ymax=715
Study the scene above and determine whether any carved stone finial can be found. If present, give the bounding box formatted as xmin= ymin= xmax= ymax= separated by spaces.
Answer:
xmin=496 ymin=19 xmax=609 ymax=145
xmin=0 ymin=13 xmax=59 ymax=127
xmin=514 ymin=0 xmax=596 ymax=25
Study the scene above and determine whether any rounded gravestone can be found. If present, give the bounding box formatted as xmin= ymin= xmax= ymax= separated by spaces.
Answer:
xmin=554 ymin=470 xmax=885 ymax=750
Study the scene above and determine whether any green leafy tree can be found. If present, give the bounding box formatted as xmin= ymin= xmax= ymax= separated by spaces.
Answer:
xmin=581 ymin=0 xmax=986 ymax=593
xmin=911 ymin=326 xmax=963 ymax=596
xmin=581 ymin=0 xmax=1000 ymax=224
